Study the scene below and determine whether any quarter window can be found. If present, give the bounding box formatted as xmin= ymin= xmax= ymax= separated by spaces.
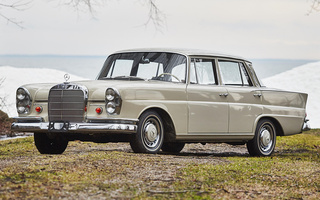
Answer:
xmin=218 ymin=61 xmax=253 ymax=86
xmin=239 ymin=63 xmax=252 ymax=86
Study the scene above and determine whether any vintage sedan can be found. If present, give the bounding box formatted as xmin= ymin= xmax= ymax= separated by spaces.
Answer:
xmin=12 ymin=48 xmax=310 ymax=156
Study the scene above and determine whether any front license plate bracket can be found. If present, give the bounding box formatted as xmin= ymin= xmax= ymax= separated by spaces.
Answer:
xmin=48 ymin=121 xmax=70 ymax=132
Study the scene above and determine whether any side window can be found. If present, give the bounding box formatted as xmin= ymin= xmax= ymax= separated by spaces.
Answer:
xmin=190 ymin=58 xmax=217 ymax=85
xmin=218 ymin=60 xmax=253 ymax=86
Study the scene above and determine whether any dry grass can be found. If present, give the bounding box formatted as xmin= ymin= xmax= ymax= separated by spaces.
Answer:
xmin=0 ymin=130 xmax=319 ymax=199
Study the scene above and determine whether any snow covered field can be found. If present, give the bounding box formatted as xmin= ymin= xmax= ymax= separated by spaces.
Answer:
xmin=263 ymin=61 xmax=320 ymax=128
xmin=0 ymin=66 xmax=86 ymax=117
xmin=1 ymin=62 xmax=319 ymax=128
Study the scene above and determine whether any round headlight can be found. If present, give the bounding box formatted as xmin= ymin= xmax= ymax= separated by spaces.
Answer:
xmin=21 ymin=99 xmax=31 ymax=106
xmin=16 ymin=87 xmax=32 ymax=114
xmin=17 ymin=88 xmax=26 ymax=100
xmin=17 ymin=106 xmax=26 ymax=114
xmin=106 ymin=88 xmax=115 ymax=101
xmin=106 ymin=102 xmax=116 ymax=114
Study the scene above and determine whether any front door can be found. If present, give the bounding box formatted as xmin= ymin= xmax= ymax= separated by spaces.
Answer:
xmin=187 ymin=58 xmax=229 ymax=134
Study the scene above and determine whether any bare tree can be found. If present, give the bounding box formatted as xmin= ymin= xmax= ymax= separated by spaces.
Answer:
xmin=309 ymin=0 xmax=320 ymax=13
xmin=0 ymin=0 xmax=30 ymax=28
xmin=143 ymin=0 xmax=165 ymax=32
xmin=62 ymin=0 xmax=165 ymax=31
xmin=0 ymin=78 xmax=9 ymax=112
xmin=60 ymin=0 xmax=103 ymax=13
xmin=0 ymin=0 xmax=165 ymax=30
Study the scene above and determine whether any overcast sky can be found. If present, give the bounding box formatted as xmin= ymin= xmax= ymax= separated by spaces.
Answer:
xmin=1 ymin=0 xmax=319 ymax=59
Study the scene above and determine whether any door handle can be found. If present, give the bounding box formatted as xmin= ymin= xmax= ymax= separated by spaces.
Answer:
xmin=253 ymin=93 xmax=262 ymax=98
xmin=219 ymin=93 xmax=229 ymax=97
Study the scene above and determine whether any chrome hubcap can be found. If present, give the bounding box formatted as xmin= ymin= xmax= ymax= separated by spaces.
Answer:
xmin=142 ymin=117 xmax=161 ymax=149
xmin=259 ymin=125 xmax=274 ymax=152
xmin=145 ymin=123 xmax=158 ymax=142
xmin=261 ymin=129 xmax=271 ymax=146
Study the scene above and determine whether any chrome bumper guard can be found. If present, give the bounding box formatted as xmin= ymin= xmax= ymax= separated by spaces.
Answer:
xmin=302 ymin=119 xmax=311 ymax=132
xmin=11 ymin=117 xmax=138 ymax=133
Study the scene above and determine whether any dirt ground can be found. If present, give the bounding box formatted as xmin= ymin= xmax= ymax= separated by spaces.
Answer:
xmin=0 ymin=138 xmax=249 ymax=199
xmin=63 ymin=141 xmax=249 ymax=198
xmin=1 ymin=135 xmax=320 ymax=199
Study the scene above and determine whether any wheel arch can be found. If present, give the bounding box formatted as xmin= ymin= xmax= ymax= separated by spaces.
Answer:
xmin=255 ymin=116 xmax=284 ymax=136
xmin=138 ymin=107 xmax=176 ymax=142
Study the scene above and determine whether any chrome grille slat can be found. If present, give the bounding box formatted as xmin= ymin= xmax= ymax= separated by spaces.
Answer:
xmin=48 ymin=84 xmax=87 ymax=122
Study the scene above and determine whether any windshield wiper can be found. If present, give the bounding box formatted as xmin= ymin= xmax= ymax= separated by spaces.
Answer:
xmin=111 ymin=76 xmax=146 ymax=81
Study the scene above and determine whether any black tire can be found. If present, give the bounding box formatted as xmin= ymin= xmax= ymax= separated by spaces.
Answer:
xmin=247 ymin=119 xmax=276 ymax=156
xmin=34 ymin=132 xmax=68 ymax=154
xmin=161 ymin=142 xmax=185 ymax=153
xmin=130 ymin=110 xmax=164 ymax=153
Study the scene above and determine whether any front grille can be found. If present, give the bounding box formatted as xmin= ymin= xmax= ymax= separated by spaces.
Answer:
xmin=48 ymin=84 xmax=87 ymax=122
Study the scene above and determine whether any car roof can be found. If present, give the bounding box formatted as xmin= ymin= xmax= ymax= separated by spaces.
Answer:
xmin=114 ymin=48 xmax=251 ymax=63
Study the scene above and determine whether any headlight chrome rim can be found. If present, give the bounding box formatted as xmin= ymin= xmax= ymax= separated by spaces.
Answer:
xmin=105 ymin=87 xmax=122 ymax=115
xmin=16 ymin=87 xmax=32 ymax=114
xmin=17 ymin=88 xmax=26 ymax=100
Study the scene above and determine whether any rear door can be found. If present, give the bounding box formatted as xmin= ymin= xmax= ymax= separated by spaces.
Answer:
xmin=217 ymin=60 xmax=262 ymax=133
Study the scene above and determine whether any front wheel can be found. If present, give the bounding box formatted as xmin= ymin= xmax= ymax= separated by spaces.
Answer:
xmin=34 ymin=132 xmax=68 ymax=154
xmin=130 ymin=111 xmax=164 ymax=153
xmin=247 ymin=119 xmax=276 ymax=156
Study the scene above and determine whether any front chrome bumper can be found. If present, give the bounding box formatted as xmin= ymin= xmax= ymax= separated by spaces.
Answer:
xmin=11 ymin=117 xmax=138 ymax=133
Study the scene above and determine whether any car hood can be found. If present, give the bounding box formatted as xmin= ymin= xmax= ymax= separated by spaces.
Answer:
xmin=23 ymin=80 xmax=185 ymax=101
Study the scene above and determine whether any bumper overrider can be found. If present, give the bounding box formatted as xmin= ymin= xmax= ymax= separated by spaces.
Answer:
xmin=11 ymin=117 xmax=138 ymax=133
xmin=302 ymin=118 xmax=311 ymax=132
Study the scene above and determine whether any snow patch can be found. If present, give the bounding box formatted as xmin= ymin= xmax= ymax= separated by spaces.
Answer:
xmin=262 ymin=61 xmax=320 ymax=128
xmin=0 ymin=66 xmax=87 ymax=117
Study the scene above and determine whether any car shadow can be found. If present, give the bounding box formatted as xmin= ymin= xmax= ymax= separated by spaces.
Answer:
xmin=66 ymin=142 xmax=251 ymax=157
xmin=159 ymin=151 xmax=249 ymax=157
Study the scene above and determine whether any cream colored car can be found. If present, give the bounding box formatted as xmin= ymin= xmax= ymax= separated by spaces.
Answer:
xmin=12 ymin=48 xmax=310 ymax=156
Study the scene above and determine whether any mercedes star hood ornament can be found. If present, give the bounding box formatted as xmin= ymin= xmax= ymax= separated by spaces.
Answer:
xmin=64 ymin=73 xmax=70 ymax=83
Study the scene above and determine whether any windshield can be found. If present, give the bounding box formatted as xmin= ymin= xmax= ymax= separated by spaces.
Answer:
xmin=97 ymin=52 xmax=187 ymax=82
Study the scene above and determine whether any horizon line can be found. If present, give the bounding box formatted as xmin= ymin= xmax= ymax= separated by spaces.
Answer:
xmin=0 ymin=54 xmax=318 ymax=61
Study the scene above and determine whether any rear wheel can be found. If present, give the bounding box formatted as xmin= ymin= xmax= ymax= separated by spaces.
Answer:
xmin=161 ymin=142 xmax=185 ymax=153
xmin=247 ymin=119 xmax=276 ymax=156
xmin=34 ymin=132 xmax=68 ymax=154
xmin=130 ymin=110 xmax=164 ymax=153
